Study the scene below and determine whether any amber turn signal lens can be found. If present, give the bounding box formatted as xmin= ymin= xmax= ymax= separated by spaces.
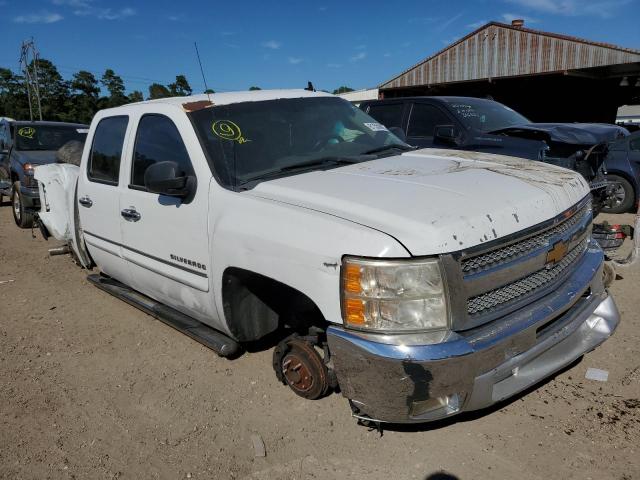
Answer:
xmin=344 ymin=298 xmax=365 ymax=325
xmin=344 ymin=264 xmax=362 ymax=293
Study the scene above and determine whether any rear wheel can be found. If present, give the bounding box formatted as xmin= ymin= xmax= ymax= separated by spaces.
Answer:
xmin=11 ymin=181 xmax=35 ymax=228
xmin=602 ymin=174 xmax=634 ymax=214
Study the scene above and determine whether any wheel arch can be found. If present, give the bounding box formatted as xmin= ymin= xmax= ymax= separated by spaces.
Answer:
xmin=221 ymin=266 xmax=327 ymax=342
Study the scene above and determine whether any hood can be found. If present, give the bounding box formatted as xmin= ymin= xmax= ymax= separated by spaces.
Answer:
xmin=12 ymin=150 xmax=59 ymax=166
xmin=495 ymin=123 xmax=628 ymax=146
xmin=247 ymin=149 xmax=590 ymax=255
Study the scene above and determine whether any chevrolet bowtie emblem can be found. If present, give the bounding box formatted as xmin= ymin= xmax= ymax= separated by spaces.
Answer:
xmin=546 ymin=240 xmax=568 ymax=265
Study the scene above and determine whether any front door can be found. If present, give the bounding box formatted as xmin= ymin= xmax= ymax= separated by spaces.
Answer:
xmin=119 ymin=112 xmax=212 ymax=321
xmin=78 ymin=115 xmax=131 ymax=285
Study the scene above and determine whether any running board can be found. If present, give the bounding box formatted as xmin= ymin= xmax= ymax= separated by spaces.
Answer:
xmin=87 ymin=274 xmax=240 ymax=357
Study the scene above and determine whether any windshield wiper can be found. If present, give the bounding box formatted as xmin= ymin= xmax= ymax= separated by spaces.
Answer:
xmin=237 ymin=156 xmax=360 ymax=187
xmin=362 ymin=144 xmax=415 ymax=155
xmin=279 ymin=156 xmax=360 ymax=172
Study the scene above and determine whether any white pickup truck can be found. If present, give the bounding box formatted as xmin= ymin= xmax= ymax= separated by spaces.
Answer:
xmin=35 ymin=90 xmax=620 ymax=424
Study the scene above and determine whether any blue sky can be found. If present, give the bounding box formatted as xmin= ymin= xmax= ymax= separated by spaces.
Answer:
xmin=1 ymin=0 xmax=639 ymax=95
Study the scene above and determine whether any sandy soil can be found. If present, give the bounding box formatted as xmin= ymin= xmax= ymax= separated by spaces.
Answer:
xmin=1 ymin=205 xmax=638 ymax=480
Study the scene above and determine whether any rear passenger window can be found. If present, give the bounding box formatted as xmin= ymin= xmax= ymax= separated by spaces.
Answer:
xmin=88 ymin=116 xmax=128 ymax=184
xmin=407 ymin=104 xmax=452 ymax=138
xmin=131 ymin=115 xmax=193 ymax=189
xmin=366 ymin=104 xmax=404 ymax=129
xmin=630 ymin=138 xmax=640 ymax=151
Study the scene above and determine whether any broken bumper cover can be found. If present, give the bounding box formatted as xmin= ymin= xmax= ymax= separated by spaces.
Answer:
xmin=327 ymin=242 xmax=620 ymax=424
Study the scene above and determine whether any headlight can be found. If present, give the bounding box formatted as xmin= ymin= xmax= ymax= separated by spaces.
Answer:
xmin=23 ymin=163 xmax=35 ymax=175
xmin=341 ymin=257 xmax=449 ymax=332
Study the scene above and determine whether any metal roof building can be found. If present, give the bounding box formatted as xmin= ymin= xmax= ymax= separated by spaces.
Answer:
xmin=379 ymin=20 xmax=640 ymax=123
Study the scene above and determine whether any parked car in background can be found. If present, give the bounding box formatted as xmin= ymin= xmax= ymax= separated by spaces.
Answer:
xmin=600 ymin=130 xmax=640 ymax=213
xmin=359 ymin=97 xmax=631 ymax=213
xmin=33 ymin=90 xmax=618 ymax=424
xmin=0 ymin=119 xmax=88 ymax=228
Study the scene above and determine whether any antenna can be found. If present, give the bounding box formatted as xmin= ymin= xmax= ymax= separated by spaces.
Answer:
xmin=194 ymin=42 xmax=211 ymax=101
xmin=20 ymin=38 xmax=43 ymax=121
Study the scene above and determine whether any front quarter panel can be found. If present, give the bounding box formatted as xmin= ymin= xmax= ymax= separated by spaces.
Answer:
xmin=209 ymin=188 xmax=411 ymax=328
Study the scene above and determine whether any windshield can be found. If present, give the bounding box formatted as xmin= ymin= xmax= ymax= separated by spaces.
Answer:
xmin=443 ymin=98 xmax=530 ymax=133
xmin=189 ymin=96 xmax=409 ymax=188
xmin=15 ymin=125 xmax=87 ymax=151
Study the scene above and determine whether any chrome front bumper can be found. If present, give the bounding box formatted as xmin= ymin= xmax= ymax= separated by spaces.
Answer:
xmin=327 ymin=241 xmax=620 ymax=424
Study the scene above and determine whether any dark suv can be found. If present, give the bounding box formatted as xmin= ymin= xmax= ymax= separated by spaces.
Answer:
xmin=0 ymin=120 xmax=88 ymax=227
xmin=360 ymin=97 xmax=632 ymax=212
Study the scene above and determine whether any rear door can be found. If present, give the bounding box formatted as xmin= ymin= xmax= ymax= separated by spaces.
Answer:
xmin=119 ymin=110 xmax=212 ymax=317
xmin=363 ymin=102 xmax=407 ymax=131
xmin=78 ymin=115 xmax=132 ymax=285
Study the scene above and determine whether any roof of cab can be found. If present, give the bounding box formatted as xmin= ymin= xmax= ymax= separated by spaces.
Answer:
xmin=126 ymin=89 xmax=334 ymax=109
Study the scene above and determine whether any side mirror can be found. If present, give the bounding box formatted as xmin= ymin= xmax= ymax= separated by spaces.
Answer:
xmin=388 ymin=126 xmax=407 ymax=143
xmin=434 ymin=125 xmax=463 ymax=146
xmin=144 ymin=161 xmax=195 ymax=199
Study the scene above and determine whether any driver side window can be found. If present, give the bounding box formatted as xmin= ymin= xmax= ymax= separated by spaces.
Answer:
xmin=131 ymin=114 xmax=194 ymax=190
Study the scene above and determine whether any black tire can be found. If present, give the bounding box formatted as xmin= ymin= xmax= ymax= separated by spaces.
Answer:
xmin=602 ymin=174 xmax=635 ymax=214
xmin=0 ymin=166 xmax=8 ymax=205
xmin=11 ymin=181 xmax=35 ymax=228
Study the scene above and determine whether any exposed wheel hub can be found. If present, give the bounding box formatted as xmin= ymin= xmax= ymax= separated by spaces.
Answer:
xmin=273 ymin=336 xmax=330 ymax=400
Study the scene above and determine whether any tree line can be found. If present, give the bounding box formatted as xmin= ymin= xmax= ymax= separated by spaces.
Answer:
xmin=0 ymin=58 xmax=203 ymax=124
xmin=0 ymin=57 xmax=357 ymax=125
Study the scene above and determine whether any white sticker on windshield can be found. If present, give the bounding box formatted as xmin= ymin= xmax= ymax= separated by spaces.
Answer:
xmin=76 ymin=129 xmax=89 ymax=133
xmin=364 ymin=122 xmax=388 ymax=132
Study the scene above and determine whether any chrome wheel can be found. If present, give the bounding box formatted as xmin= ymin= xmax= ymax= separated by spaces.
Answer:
xmin=604 ymin=182 xmax=626 ymax=209
xmin=12 ymin=188 xmax=21 ymax=220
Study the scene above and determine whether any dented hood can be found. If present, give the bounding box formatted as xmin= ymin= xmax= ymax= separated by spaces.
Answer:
xmin=495 ymin=123 xmax=628 ymax=146
xmin=248 ymin=149 xmax=590 ymax=255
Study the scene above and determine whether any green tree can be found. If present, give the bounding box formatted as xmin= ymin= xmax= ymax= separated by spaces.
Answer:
xmin=101 ymin=69 xmax=127 ymax=107
xmin=169 ymin=75 xmax=192 ymax=96
xmin=332 ymin=86 xmax=354 ymax=95
xmin=68 ymin=70 xmax=100 ymax=123
xmin=204 ymin=88 xmax=215 ymax=94
xmin=249 ymin=86 xmax=261 ymax=91
xmin=148 ymin=83 xmax=171 ymax=99
xmin=30 ymin=58 xmax=70 ymax=121
xmin=128 ymin=90 xmax=144 ymax=103
xmin=0 ymin=68 xmax=29 ymax=119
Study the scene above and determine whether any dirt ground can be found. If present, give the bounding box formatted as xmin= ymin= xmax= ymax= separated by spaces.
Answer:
xmin=1 ymin=204 xmax=639 ymax=480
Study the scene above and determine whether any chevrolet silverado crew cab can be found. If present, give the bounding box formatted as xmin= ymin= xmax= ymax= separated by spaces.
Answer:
xmin=34 ymin=90 xmax=620 ymax=424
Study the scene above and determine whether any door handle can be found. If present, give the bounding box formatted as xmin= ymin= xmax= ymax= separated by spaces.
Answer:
xmin=78 ymin=196 xmax=93 ymax=208
xmin=121 ymin=208 xmax=141 ymax=222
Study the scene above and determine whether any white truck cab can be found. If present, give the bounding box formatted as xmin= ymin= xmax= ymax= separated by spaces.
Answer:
xmin=35 ymin=90 xmax=620 ymax=424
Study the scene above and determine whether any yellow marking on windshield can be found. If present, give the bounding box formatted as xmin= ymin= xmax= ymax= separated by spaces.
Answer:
xmin=18 ymin=127 xmax=36 ymax=139
xmin=212 ymin=120 xmax=249 ymax=144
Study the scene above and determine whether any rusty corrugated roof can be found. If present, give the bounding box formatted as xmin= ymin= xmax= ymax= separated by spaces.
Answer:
xmin=380 ymin=21 xmax=640 ymax=90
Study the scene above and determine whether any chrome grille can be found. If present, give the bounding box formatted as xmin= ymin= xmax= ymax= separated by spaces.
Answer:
xmin=461 ymin=200 xmax=592 ymax=275
xmin=467 ymin=238 xmax=588 ymax=316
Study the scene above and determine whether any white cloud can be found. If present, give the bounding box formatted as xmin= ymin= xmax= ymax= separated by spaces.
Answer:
xmin=52 ymin=0 xmax=91 ymax=6
xmin=261 ymin=40 xmax=282 ymax=50
xmin=504 ymin=0 xmax=632 ymax=18
xmin=70 ymin=4 xmax=135 ymax=20
xmin=350 ymin=52 xmax=366 ymax=62
xmin=383 ymin=52 xmax=392 ymax=57
xmin=318 ymin=6 xmax=327 ymax=11
xmin=435 ymin=11 xmax=464 ymax=32
xmin=327 ymin=63 xmax=342 ymax=68
xmin=467 ymin=20 xmax=488 ymax=29
xmin=14 ymin=12 xmax=63 ymax=23
xmin=355 ymin=44 xmax=366 ymax=50
xmin=288 ymin=57 xmax=303 ymax=64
